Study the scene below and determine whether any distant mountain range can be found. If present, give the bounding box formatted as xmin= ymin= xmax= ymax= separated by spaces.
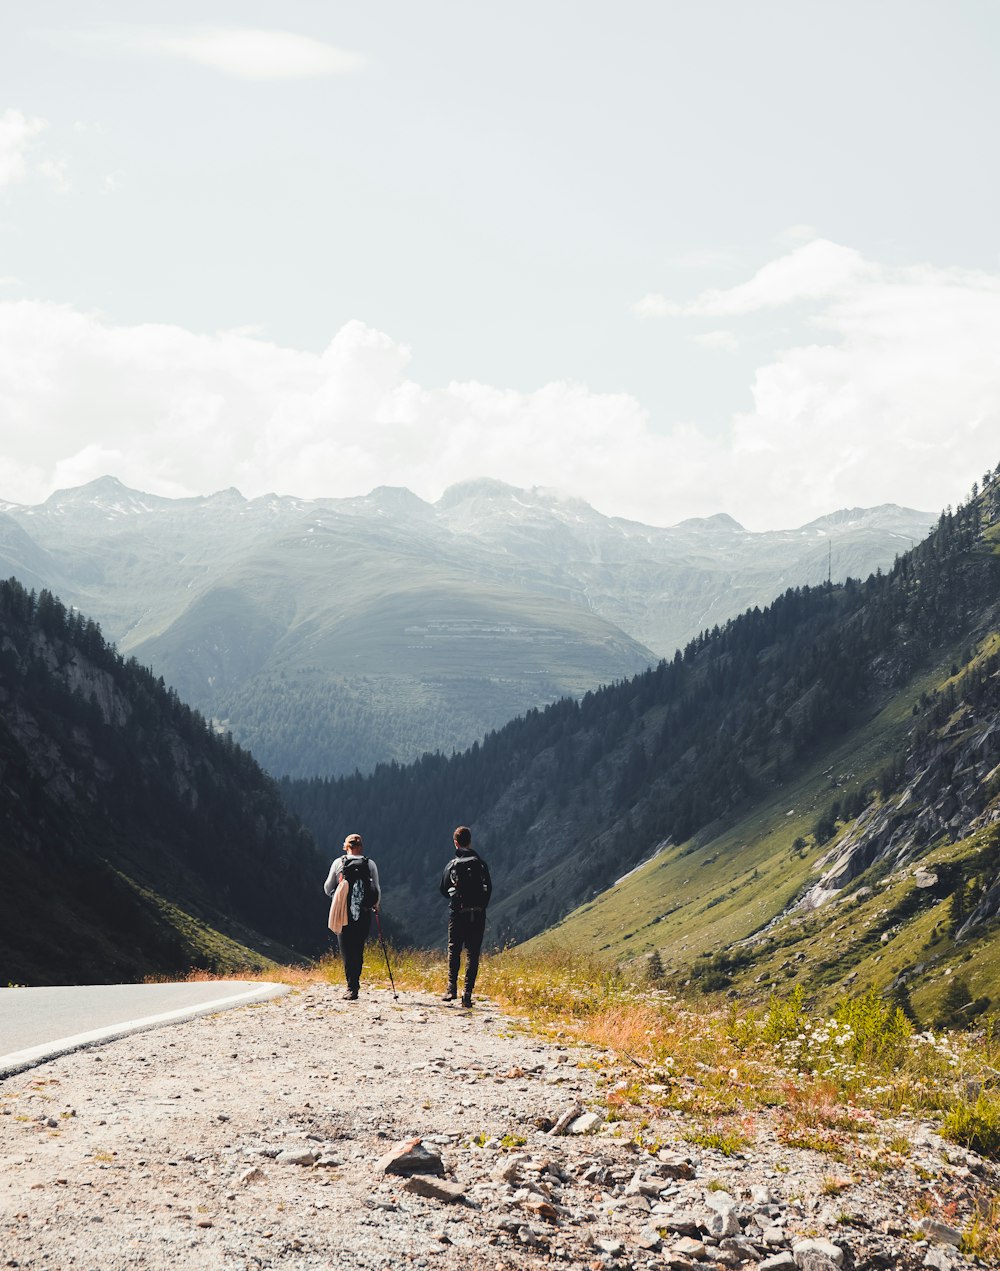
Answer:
xmin=0 ymin=476 xmax=934 ymax=776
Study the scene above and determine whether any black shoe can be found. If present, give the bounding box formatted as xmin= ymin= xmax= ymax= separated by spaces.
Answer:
xmin=461 ymin=994 xmax=473 ymax=1008
xmin=343 ymin=988 xmax=359 ymax=1000
xmin=442 ymin=987 xmax=457 ymax=1002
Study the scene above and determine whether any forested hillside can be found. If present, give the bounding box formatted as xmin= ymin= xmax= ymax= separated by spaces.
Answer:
xmin=283 ymin=465 xmax=1000 ymax=955
xmin=0 ymin=578 xmax=326 ymax=984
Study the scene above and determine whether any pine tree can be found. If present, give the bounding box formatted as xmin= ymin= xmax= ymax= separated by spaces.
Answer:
xmin=646 ymin=949 xmax=666 ymax=986
xmin=935 ymin=976 xmax=973 ymax=1029
xmin=887 ymin=979 xmax=920 ymax=1027
xmin=947 ymin=882 xmax=968 ymax=938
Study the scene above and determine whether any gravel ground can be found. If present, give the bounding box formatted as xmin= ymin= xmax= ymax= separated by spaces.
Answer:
xmin=0 ymin=984 xmax=995 ymax=1270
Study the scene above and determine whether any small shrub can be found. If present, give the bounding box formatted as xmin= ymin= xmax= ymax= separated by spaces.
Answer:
xmin=682 ymin=1121 xmax=751 ymax=1157
xmin=781 ymin=1081 xmax=873 ymax=1133
xmin=942 ymin=1093 xmax=1000 ymax=1160
xmin=833 ymin=987 xmax=912 ymax=1065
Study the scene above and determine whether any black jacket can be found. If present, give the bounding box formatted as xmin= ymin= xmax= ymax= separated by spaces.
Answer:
xmin=440 ymin=847 xmax=493 ymax=911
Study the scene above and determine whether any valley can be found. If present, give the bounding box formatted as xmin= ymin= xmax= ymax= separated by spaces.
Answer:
xmin=2 ymin=465 xmax=998 ymax=1043
xmin=285 ymin=470 xmax=1000 ymax=1030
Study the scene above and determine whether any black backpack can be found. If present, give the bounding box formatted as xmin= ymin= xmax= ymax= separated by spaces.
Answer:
xmin=342 ymin=855 xmax=377 ymax=914
xmin=449 ymin=854 xmax=488 ymax=909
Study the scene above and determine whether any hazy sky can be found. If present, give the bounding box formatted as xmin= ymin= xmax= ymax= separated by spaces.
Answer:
xmin=1 ymin=1 xmax=998 ymax=529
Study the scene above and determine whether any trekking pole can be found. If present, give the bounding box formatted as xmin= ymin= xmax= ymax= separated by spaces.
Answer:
xmin=374 ymin=910 xmax=398 ymax=1000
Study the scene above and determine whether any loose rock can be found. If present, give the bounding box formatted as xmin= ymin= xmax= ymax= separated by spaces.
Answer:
xmin=915 ymin=1218 xmax=962 ymax=1248
xmin=376 ymin=1135 xmax=445 ymax=1177
xmin=792 ymin=1237 xmax=846 ymax=1270
xmin=402 ymin=1175 xmax=467 ymax=1204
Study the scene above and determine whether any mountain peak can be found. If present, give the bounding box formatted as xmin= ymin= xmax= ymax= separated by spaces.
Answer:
xmin=42 ymin=476 xmax=166 ymax=516
xmin=801 ymin=504 xmax=933 ymax=534
xmin=202 ymin=487 xmax=247 ymax=507
xmin=361 ymin=486 xmax=434 ymax=517
xmin=673 ymin=512 xmax=746 ymax=533
xmin=435 ymin=479 xmax=598 ymax=521
xmin=46 ymin=475 xmax=132 ymax=501
xmin=436 ymin=478 xmax=524 ymax=509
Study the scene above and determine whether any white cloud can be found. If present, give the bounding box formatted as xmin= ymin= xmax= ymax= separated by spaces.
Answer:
xmin=689 ymin=240 xmax=875 ymax=316
xmin=779 ymin=223 xmax=824 ymax=244
xmin=0 ymin=109 xmax=46 ymax=188
xmin=0 ymin=305 xmax=676 ymax=518
xmin=723 ymin=255 xmax=1000 ymax=521
xmin=104 ymin=27 xmax=365 ymax=79
xmin=633 ymin=240 xmax=872 ymax=322
xmin=1 ymin=243 xmax=999 ymax=531
xmin=633 ymin=292 xmax=681 ymax=319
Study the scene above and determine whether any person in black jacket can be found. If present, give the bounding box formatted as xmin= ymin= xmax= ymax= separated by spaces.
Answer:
xmin=439 ymin=825 xmax=492 ymax=1007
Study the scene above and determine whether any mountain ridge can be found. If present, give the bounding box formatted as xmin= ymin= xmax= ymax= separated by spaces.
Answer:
xmin=0 ymin=476 xmax=934 ymax=776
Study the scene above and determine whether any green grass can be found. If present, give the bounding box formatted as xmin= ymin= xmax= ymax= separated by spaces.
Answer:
xmin=682 ymin=1124 xmax=751 ymax=1156
xmin=943 ymin=1093 xmax=1000 ymax=1159
xmin=526 ymin=639 xmax=1000 ymax=1026
xmin=115 ymin=871 xmax=291 ymax=976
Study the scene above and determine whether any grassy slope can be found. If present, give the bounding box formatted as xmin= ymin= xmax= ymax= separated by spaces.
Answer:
xmin=0 ymin=845 xmax=296 ymax=986
xmin=529 ymin=638 xmax=999 ymax=1023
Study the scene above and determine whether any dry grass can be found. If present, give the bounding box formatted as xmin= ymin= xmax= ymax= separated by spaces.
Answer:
xmin=164 ymin=943 xmax=1000 ymax=1171
xmin=964 ymin=1195 xmax=1000 ymax=1262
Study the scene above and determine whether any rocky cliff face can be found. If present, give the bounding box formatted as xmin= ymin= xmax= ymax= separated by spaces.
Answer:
xmin=803 ymin=639 xmax=1000 ymax=936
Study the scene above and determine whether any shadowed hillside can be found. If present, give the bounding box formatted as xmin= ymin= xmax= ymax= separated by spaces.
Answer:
xmin=0 ymin=578 xmax=326 ymax=985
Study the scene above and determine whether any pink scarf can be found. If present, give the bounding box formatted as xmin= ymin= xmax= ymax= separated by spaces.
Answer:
xmin=327 ymin=877 xmax=349 ymax=934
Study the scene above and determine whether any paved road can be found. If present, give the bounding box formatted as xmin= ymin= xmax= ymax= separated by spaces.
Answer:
xmin=0 ymin=981 xmax=289 ymax=1078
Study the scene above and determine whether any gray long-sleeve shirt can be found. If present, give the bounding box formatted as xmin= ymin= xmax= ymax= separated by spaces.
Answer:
xmin=323 ymin=853 xmax=381 ymax=905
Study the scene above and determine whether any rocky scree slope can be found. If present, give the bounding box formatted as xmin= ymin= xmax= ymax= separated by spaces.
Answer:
xmin=804 ymin=647 xmax=1000 ymax=924
xmin=0 ymin=577 xmax=325 ymax=985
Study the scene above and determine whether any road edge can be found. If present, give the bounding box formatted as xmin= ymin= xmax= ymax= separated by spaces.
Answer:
xmin=0 ymin=981 xmax=291 ymax=1080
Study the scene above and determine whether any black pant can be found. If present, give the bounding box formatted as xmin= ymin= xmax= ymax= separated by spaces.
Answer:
xmin=447 ymin=908 xmax=486 ymax=995
xmin=338 ymin=912 xmax=371 ymax=991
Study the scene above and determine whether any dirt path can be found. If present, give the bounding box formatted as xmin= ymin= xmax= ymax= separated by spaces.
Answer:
xmin=0 ymin=984 xmax=992 ymax=1270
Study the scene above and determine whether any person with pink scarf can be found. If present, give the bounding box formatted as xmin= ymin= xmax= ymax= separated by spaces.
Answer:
xmin=324 ymin=833 xmax=381 ymax=1000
